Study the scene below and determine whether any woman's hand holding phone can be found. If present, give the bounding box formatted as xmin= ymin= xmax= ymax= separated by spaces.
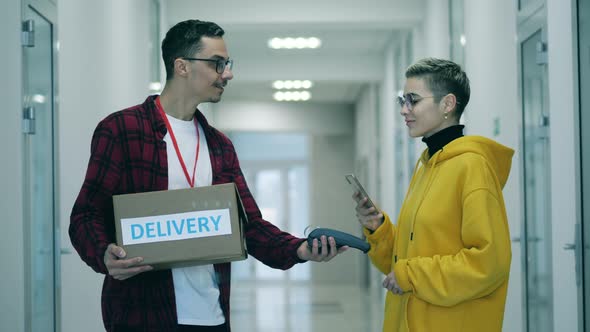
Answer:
xmin=346 ymin=174 xmax=384 ymax=232
xmin=352 ymin=191 xmax=384 ymax=231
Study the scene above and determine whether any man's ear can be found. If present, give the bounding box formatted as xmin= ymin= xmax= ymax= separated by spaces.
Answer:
xmin=174 ymin=58 xmax=189 ymax=78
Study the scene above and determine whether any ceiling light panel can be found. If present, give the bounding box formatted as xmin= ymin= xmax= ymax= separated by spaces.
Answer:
xmin=273 ymin=91 xmax=312 ymax=102
xmin=268 ymin=37 xmax=322 ymax=49
xmin=273 ymin=80 xmax=313 ymax=90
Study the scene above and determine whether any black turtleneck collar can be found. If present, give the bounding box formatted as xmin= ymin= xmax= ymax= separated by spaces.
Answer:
xmin=422 ymin=125 xmax=465 ymax=159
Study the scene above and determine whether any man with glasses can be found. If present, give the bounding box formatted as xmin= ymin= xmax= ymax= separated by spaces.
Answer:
xmin=352 ymin=58 xmax=513 ymax=331
xmin=70 ymin=19 xmax=345 ymax=332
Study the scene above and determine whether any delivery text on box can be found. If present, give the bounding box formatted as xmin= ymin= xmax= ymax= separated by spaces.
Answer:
xmin=120 ymin=208 xmax=232 ymax=245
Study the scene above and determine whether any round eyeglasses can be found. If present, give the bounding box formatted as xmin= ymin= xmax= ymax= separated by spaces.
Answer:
xmin=182 ymin=57 xmax=234 ymax=74
xmin=396 ymin=93 xmax=460 ymax=111
xmin=396 ymin=93 xmax=437 ymax=111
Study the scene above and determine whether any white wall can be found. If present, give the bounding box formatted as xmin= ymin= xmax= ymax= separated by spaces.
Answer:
xmin=423 ymin=0 xmax=450 ymax=59
xmin=58 ymin=1 xmax=155 ymax=331
xmin=464 ymin=0 xmax=522 ymax=331
xmin=378 ymin=38 xmax=397 ymax=215
xmin=410 ymin=0 xmax=450 ymax=67
xmin=309 ymin=135 xmax=360 ymax=283
xmin=407 ymin=0 xmax=451 ymax=160
xmin=0 ymin=1 xmax=25 ymax=331
xmin=546 ymin=0 xmax=581 ymax=330
xmin=354 ymin=85 xmax=379 ymax=199
xmin=211 ymin=101 xmax=354 ymax=135
xmin=354 ymin=84 xmax=382 ymax=291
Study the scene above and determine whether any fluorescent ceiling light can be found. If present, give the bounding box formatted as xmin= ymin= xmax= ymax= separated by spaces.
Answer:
xmin=268 ymin=37 xmax=322 ymax=49
xmin=273 ymin=90 xmax=312 ymax=102
xmin=300 ymin=91 xmax=311 ymax=101
xmin=273 ymin=80 xmax=313 ymax=90
xmin=301 ymin=80 xmax=313 ymax=89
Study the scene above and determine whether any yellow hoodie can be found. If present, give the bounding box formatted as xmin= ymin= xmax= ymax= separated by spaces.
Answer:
xmin=366 ymin=136 xmax=514 ymax=332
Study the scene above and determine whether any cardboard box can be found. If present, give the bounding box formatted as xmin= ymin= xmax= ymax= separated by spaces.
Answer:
xmin=113 ymin=183 xmax=248 ymax=270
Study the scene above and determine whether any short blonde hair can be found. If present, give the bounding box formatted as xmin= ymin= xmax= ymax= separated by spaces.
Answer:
xmin=406 ymin=58 xmax=470 ymax=118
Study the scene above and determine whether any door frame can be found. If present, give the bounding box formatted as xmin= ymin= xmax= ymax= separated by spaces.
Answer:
xmin=576 ymin=0 xmax=589 ymax=329
xmin=516 ymin=3 xmax=548 ymax=331
xmin=544 ymin=0 xmax=583 ymax=330
xmin=21 ymin=0 xmax=60 ymax=331
xmin=516 ymin=0 xmax=584 ymax=331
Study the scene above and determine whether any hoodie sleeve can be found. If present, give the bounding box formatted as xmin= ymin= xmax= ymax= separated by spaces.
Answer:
xmin=393 ymin=184 xmax=512 ymax=307
xmin=365 ymin=212 xmax=396 ymax=275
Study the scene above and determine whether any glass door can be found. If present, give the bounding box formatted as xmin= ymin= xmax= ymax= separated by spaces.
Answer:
xmin=227 ymin=132 xmax=311 ymax=282
xmin=238 ymin=165 xmax=311 ymax=281
xmin=521 ymin=28 xmax=552 ymax=332
xmin=22 ymin=4 xmax=58 ymax=332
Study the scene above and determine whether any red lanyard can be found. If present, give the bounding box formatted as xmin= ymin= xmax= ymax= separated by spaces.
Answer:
xmin=155 ymin=96 xmax=200 ymax=187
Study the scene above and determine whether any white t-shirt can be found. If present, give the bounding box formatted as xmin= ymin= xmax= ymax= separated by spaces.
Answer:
xmin=163 ymin=113 xmax=224 ymax=326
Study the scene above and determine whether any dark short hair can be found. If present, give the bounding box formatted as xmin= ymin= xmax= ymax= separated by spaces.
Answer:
xmin=405 ymin=58 xmax=470 ymax=119
xmin=161 ymin=19 xmax=225 ymax=80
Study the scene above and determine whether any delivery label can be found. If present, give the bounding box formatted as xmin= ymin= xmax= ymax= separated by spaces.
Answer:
xmin=120 ymin=208 xmax=232 ymax=245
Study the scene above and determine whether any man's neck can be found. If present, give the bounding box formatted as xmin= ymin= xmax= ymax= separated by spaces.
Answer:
xmin=159 ymin=84 xmax=201 ymax=121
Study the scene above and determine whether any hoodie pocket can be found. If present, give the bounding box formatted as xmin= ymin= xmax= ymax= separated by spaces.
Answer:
xmin=406 ymin=295 xmax=467 ymax=331
xmin=405 ymin=295 xmax=421 ymax=331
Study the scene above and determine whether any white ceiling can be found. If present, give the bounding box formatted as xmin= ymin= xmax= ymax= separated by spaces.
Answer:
xmin=165 ymin=0 xmax=425 ymax=103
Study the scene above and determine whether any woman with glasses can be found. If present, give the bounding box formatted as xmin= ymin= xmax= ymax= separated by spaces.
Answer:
xmin=353 ymin=58 xmax=513 ymax=332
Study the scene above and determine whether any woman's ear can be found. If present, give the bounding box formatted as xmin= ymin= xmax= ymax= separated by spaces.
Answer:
xmin=442 ymin=93 xmax=457 ymax=113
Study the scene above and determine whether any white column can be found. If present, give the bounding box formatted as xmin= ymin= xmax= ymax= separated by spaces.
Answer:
xmin=59 ymin=1 xmax=155 ymax=331
xmin=0 ymin=0 xmax=25 ymax=331
xmin=424 ymin=0 xmax=450 ymax=59
xmin=464 ymin=1 xmax=522 ymax=331
xmin=378 ymin=38 xmax=397 ymax=214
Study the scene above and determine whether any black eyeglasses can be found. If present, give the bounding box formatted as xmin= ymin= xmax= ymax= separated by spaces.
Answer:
xmin=181 ymin=57 xmax=234 ymax=74
xmin=396 ymin=93 xmax=437 ymax=111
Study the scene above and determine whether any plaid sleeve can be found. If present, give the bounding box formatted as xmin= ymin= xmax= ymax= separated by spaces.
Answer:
xmin=69 ymin=117 xmax=123 ymax=274
xmin=224 ymin=138 xmax=306 ymax=269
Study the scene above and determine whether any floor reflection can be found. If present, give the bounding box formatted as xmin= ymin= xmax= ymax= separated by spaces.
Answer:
xmin=230 ymin=282 xmax=384 ymax=332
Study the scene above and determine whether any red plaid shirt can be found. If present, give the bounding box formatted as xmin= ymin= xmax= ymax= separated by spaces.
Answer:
xmin=70 ymin=95 xmax=305 ymax=332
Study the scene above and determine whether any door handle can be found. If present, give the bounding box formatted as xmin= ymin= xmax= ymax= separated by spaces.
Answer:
xmin=23 ymin=106 xmax=36 ymax=134
xmin=564 ymin=223 xmax=582 ymax=286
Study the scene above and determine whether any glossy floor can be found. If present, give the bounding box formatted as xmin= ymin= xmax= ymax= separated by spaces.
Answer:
xmin=230 ymin=282 xmax=385 ymax=332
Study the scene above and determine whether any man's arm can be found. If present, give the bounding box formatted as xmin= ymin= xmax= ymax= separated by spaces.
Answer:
xmin=70 ymin=118 xmax=154 ymax=277
xmin=69 ymin=120 xmax=121 ymax=274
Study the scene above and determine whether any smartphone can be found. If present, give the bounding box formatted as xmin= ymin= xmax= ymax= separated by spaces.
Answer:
xmin=345 ymin=174 xmax=378 ymax=212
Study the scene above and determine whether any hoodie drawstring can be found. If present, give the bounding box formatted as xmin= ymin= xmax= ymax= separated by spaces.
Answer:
xmin=394 ymin=154 xmax=426 ymax=263
xmin=409 ymin=151 xmax=442 ymax=241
